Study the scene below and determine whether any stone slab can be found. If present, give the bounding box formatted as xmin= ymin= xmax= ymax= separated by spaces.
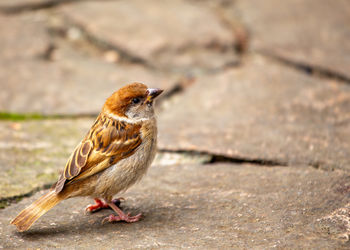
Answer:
xmin=158 ymin=55 xmax=350 ymax=170
xmin=59 ymin=0 xmax=239 ymax=72
xmin=0 ymin=12 xmax=178 ymax=115
xmin=0 ymin=163 xmax=349 ymax=249
xmin=0 ymin=119 xmax=93 ymax=200
xmin=0 ymin=13 xmax=49 ymax=62
xmin=233 ymin=0 xmax=350 ymax=79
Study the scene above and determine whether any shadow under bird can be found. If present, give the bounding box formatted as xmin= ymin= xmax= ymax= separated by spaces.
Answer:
xmin=11 ymin=82 xmax=163 ymax=232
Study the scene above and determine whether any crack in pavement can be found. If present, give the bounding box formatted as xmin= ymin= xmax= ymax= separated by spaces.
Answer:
xmin=261 ymin=51 xmax=350 ymax=85
xmin=0 ymin=148 xmax=334 ymax=209
xmin=0 ymin=0 xmax=245 ymax=76
xmin=158 ymin=149 xmax=334 ymax=172
xmin=209 ymin=2 xmax=250 ymax=55
xmin=49 ymin=16 xmax=241 ymax=76
xmin=46 ymin=4 xmax=245 ymax=76
xmin=0 ymin=0 xmax=117 ymax=14
xmin=0 ymin=183 xmax=53 ymax=209
xmin=49 ymin=14 xmax=155 ymax=68
xmin=158 ymin=149 xmax=288 ymax=166
xmin=0 ymin=0 xmax=80 ymax=14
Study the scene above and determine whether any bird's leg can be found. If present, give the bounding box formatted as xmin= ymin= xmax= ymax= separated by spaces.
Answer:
xmin=102 ymin=202 xmax=142 ymax=223
xmin=85 ymin=198 xmax=123 ymax=213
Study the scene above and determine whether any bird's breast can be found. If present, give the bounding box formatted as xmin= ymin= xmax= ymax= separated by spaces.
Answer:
xmin=95 ymin=119 xmax=157 ymax=197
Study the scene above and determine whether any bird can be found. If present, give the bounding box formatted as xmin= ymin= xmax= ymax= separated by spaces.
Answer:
xmin=11 ymin=82 xmax=163 ymax=232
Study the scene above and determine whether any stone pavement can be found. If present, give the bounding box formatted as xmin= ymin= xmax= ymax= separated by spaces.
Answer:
xmin=1 ymin=164 xmax=349 ymax=249
xmin=0 ymin=0 xmax=350 ymax=249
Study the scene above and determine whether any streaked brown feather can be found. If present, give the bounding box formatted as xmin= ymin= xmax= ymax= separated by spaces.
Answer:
xmin=55 ymin=113 xmax=142 ymax=193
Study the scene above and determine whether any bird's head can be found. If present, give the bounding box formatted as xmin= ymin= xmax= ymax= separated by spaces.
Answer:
xmin=104 ymin=82 xmax=163 ymax=121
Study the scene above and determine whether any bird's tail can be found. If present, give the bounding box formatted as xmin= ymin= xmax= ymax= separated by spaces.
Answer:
xmin=11 ymin=190 xmax=63 ymax=232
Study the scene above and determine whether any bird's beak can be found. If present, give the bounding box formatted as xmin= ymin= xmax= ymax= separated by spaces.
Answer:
xmin=146 ymin=88 xmax=164 ymax=102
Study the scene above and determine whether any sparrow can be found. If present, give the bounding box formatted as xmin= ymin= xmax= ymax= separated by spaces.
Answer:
xmin=11 ymin=82 xmax=163 ymax=232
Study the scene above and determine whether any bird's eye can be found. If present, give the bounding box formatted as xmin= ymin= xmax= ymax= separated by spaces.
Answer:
xmin=132 ymin=98 xmax=140 ymax=104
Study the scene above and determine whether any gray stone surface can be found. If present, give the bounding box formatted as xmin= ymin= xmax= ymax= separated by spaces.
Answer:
xmin=0 ymin=119 xmax=92 ymax=200
xmin=233 ymin=0 xmax=350 ymax=78
xmin=0 ymin=13 xmax=49 ymax=61
xmin=59 ymin=0 xmax=239 ymax=72
xmin=0 ymin=0 xmax=350 ymax=248
xmin=0 ymin=163 xmax=349 ymax=249
xmin=0 ymin=13 xmax=178 ymax=115
xmin=158 ymin=55 xmax=350 ymax=170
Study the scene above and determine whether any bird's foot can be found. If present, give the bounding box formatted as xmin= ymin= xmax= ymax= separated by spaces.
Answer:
xmin=86 ymin=198 xmax=123 ymax=213
xmin=102 ymin=212 xmax=142 ymax=224
xmin=101 ymin=200 xmax=142 ymax=224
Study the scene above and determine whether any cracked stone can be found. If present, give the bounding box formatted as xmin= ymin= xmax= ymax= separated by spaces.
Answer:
xmin=0 ymin=118 xmax=207 ymax=201
xmin=59 ymin=0 xmax=239 ymax=72
xmin=0 ymin=13 xmax=179 ymax=115
xmin=158 ymin=55 xmax=350 ymax=171
xmin=0 ymin=0 xmax=52 ymax=10
xmin=0 ymin=163 xmax=349 ymax=248
xmin=233 ymin=0 xmax=350 ymax=79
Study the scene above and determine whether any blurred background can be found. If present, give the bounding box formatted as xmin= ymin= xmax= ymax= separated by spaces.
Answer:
xmin=0 ymin=0 xmax=350 ymax=248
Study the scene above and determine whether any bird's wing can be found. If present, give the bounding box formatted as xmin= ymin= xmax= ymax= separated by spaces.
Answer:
xmin=55 ymin=115 xmax=142 ymax=193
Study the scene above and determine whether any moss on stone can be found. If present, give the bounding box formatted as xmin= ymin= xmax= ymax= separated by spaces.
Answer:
xmin=0 ymin=112 xmax=44 ymax=121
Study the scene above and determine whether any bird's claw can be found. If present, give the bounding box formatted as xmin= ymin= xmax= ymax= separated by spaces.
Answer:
xmin=101 ymin=213 xmax=142 ymax=224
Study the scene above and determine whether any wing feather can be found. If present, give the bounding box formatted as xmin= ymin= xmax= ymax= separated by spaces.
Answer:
xmin=54 ymin=114 xmax=142 ymax=193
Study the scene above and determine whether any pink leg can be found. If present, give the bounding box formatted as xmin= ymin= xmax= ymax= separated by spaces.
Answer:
xmin=86 ymin=198 xmax=122 ymax=213
xmin=102 ymin=202 xmax=142 ymax=223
